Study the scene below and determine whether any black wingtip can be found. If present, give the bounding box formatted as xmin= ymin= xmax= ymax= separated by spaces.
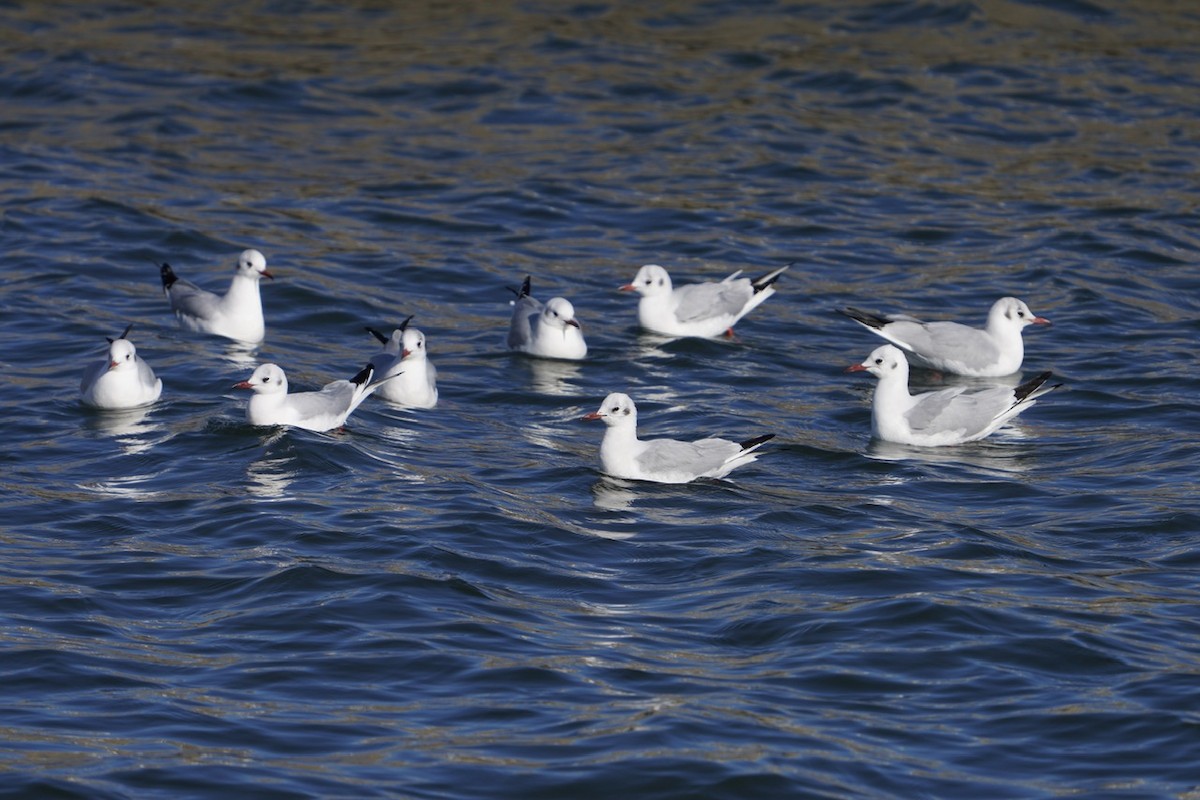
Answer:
xmin=507 ymin=276 xmax=533 ymax=299
xmin=750 ymin=264 xmax=789 ymax=293
xmin=837 ymin=306 xmax=888 ymax=329
xmin=118 ymin=323 xmax=133 ymax=341
xmin=1013 ymin=371 xmax=1055 ymax=403
xmin=364 ymin=326 xmax=389 ymax=344
xmin=349 ymin=363 xmax=375 ymax=386
xmin=739 ymin=433 xmax=776 ymax=451
xmin=399 ymin=314 xmax=414 ymax=332
xmin=159 ymin=262 xmax=178 ymax=290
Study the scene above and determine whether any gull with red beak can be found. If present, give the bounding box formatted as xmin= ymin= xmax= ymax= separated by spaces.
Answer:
xmin=847 ymin=344 xmax=1061 ymax=446
xmin=80 ymin=324 xmax=163 ymax=409
xmin=159 ymin=248 xmax=274 ymax=344
xmin=506 ymin=275 xmax=587 ymax=360
xmin=364 ymin=316 xmax=439 ymax=409
xmin=583 ymin=392 xmax=774 ymax=484
xmin=233 ymin=362 xmax=385 ymax=432
xmin=838 ymin=296 xmax=1050 ymax=377
xmin=619 ymin=263 xmax=789 ymax=339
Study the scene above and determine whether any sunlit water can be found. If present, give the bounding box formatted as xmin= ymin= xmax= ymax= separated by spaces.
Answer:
xmin=3 ymin=1 xmax=1200 ymax=797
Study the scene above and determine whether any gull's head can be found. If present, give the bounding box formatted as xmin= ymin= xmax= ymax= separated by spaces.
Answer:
xmin=542 ymin=297 xmax=581 ymax=332
xmin=848 ymin=344 xmax=907 ymax=380
xmin=992 ymin=297 xmax=1050 ymax=329
xmin=234 ymin=363 xmax=287 ymax=394
xmin=401 ymin=328 xmax=427 ymax=360
xmin=620 ymin=264 xmax=672 ymax=297
xmin=107 ymin=338 xmax=138 ymax=371
xmin=237 ymin=249 xmax=273 ymax=281
xmin=583 ymin=392 xmax=637 ymax=427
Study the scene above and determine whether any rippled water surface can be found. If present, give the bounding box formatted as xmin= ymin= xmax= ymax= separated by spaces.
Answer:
xmin=3 ymin=1 xmax=1200 ymax=797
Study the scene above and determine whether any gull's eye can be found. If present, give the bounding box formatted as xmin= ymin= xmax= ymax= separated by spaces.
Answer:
xmin=874 ymin=357 xmax=883 ymax=365
xmin=263 ymin=376 xmax=271 ymax=383
xmin=611 ymin=405 xmax=620 ymax=412
xmin=644 ymin=278 xmax=652 ymax=285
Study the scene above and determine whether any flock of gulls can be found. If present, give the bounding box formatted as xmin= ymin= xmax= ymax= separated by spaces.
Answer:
xmin=80 ymin=249 xmax=1059 ymax=484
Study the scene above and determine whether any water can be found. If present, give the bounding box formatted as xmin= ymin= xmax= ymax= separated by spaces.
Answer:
xmin=3 ymin=1 xmax=1200 ymax=797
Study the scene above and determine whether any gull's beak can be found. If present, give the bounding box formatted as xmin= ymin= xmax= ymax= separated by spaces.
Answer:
xmin=846 ymin=364 xmax=868 ymax=373
xmin=566 ymin=318 xmax=581 ymax=329
xmin=581 ymin=411 xmax=603 ymax=421
xmin=1032 ymin=316 xmax=1051 ymax=326
xmin=618 ymin=283 xmax=635 ymax=292
xmin=261 ymin=270 xmax=275 ymax=280
xmin=233 ymin=380 xmax=255 ymax=389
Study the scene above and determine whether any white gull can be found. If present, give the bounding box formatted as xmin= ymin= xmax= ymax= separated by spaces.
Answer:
xmin=847 ymin=344 xmax=1060 ymax=446
xmin=80 ymin=324 xmax=163 ymax=409
xmin=507 ymin=275 xmax=587 ymax=360
xmin=583 ymin=392 xmax=774 ymax=483
xmin=365 ymin=317 xmax=439 ymax=409
xmin=838 ymin=296 xmax=1050 ymax=377
xmin=160 ymin=248 xmax=273 ymax=343
xmin=619 ymin=263 xmax=789 ymax=338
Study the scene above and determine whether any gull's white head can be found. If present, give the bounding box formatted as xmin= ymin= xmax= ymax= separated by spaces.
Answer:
xmin=849 ymin=344 xmax=909 ymax=381
xmin=236 ymin=249 xmax=273 ymax=281
xmin=234 ymin=363 xmax=288 ymax=395
xmin=583 ymin=392 xmax=638 ymax=428
xmin=990 ymin=297 xmax=1050 ymax=330
xmin=107 ymin=338 xmax=138 ymax=371
xmin=621 ymin=264 xmax=672 ymax=297
xmin=401 ymin=328 xmax=427 ymax=360
xmin=542 ymin=297 xmax=581 ymax=332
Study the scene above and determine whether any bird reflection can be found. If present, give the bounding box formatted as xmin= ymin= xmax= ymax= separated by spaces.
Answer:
xmin=866 ymin=436 xmax=1035 ymax=474
xmin=245 ymin=453 xmax=297 ymax=499
xmin=82 ymin=406 xmax=163 ymax=455
xmin=524 ymin=358 xmax=582 ymax=396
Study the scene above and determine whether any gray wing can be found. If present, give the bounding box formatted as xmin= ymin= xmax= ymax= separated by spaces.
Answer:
xmin=167 ymin=277 xmax=221 ymax=318
xmin=507 ymin=295 xmax=542 ymax=348
xmin=288 ymin=381 xmax=354 ymax=419
xmin=673 ymin=280 xmax=752 ymax=322
xmin=637 ymin=437 xmax=739 ymax=475
xmin=906 ymin=387 xmax=1009 ymax=435
xmin=80 ymin=359 xmax=105 ymax=393
xmin=887 ymin=320 xmax=999 ymax=366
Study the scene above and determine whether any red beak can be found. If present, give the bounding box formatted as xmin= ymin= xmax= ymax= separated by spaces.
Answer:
xmin=581 ymin=412 xmax=603 ymax=421
xmin=618 ymin=283 xmax=635 ymax=292
xmin=261 ymin=270 xmax=275 ymax=280
xmin=846 ymin=364 xmax=868 ymax=373
xmin=1032 ymin=316 xmax=1050 ymax=325
xmin=233 ymin=380 xmax=254 ymax=389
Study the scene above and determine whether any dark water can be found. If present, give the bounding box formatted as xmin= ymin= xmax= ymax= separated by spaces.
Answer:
xmin=4 ymin=1 xmax=1200 ymax=797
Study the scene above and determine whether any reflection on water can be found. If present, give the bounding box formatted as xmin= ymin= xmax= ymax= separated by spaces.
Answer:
xmin=522 ymin=357 xmax=582 ymax=396
xmin=221 ymin=341 xmax=261 ymax=369
xmin=591 ymin=476 xmax=641 ymax=512
xmin=81 ymin=406 xmax=164 ymax=456
xmin=866 ymin=436 xmax=1036 ymax=475
xmin=245 ymin=454 xmax=297 ymax=499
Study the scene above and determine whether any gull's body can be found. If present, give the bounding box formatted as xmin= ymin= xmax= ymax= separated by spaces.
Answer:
xmin=365 ymin=319 xmax=439 ymax=409
xmin=848 ymin=345 xmax=1060 ymax=446
xmin=583 ymin=392 xmax=773 ymax=484
xmin=234 ymin=363 xmax=380 ymax=432
xmin=838 ymin=297 xmax=1050 ymax=377
xmin=620 ymin=263 xmax=789 ymax=338
xmin=160 ymin=249 xmax=273 ymax=343
xmin=507 ymin=276 xmax=587 ymax=360
xmin=80 ymin=325 xmax=162 ymax=409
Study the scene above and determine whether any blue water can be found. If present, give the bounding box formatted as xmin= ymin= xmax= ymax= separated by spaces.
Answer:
xmin=3 ymin=1 xmax=1200 ymax=797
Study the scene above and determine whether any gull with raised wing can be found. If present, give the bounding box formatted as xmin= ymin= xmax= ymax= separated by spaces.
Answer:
xmin=159 ymin=249 xmax=273 ymax=343
xmin=583 ymin=392 xmax=774 ymax=483
xmin=847 ymin=344 xmax=1060 ymax=446
xmin=234 ymin=362 xmax=382 ymax=432
xmin=507 ymin=275 xmax=587 ymax=360
xmin=620 ymin=263 xmax=789 ymax=338
xmin=838 ymin=296 xmax=1050 ymax=377
xmin=80 ymin=324 xmax=163 ymax=409
xmin=365 ymin=316 xmax=439 ymax=409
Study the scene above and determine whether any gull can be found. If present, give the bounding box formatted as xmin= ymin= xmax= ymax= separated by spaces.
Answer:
xmin=233 ymin=362 xmax=383 ymax=432
xmin=159 ymin=249 xmax=273 ymax=343
xmin=583 ymin=392 xmax=774 ymax=483
xmin=847 ymin=344 xmax=1060 ymax=446
xmin=507 ymin=275 xmax=587 ymax=360
xmin=80 ymin=324 xmax=163 ymax=409
xmin=365 ymin=316 xmax=439 ymax=409
xmin=838 ymin=296 xmax=1050 ymax=377
xmin=619 ymin=263 xmax=789 ymax=338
